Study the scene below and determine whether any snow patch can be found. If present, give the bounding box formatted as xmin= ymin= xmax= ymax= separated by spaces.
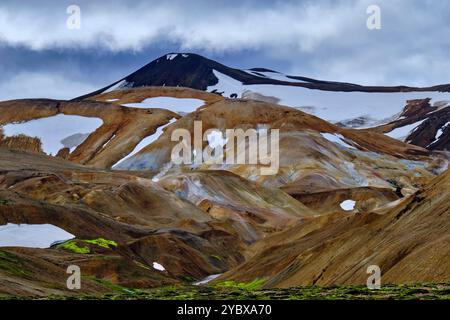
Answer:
xmin=152 ymin=262 xmax=165 ymax=271
xmin=123 ymin=97 xmax=204 ymax=113
xmin=246 ymin=70 xmax=306 ymax=83
xmin=194 ymin=274 xmax=222 ymax=286
xmin=340 ymin=200 xmax=356 ymax=211
xmin=0 ymin=223 xmax=74 ymax=248
xmin=436 ymin=121 xmax=450 ymax=140
xmin=104 ymin=80 xmax=129 ymax=93
xmin=320 ymin=133 xmax=356 ymax=150
xmin=166 ymin=54 xmax=178 ymax=60
xmin=385 ymin=119 xmax=427 ymax=141
xmin=114 ymin=118 xmax=177 ymax=167
xmin=427 ymin=121 xmax=450 ymax=146
xmin=207 ymin=70 xmax=243 ymax=98
xmin=2 ymin=114 xmax=103 ymax=155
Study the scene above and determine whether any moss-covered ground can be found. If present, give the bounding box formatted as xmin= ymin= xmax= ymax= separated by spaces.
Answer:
xmin=57 ymin=238 xmax=117 ymax=254
xmin=1 ymin=282 xmax=449 ymax=300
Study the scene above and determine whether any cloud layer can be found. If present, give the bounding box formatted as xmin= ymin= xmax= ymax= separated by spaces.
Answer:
xmin=0 ymin=0 xmax=449 ymax=100
xmin=0 ymin=0 xmax=388 ymax=52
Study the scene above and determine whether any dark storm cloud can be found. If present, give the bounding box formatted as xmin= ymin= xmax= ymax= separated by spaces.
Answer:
xmin=0 ymin=0 xmax=449 ymax=100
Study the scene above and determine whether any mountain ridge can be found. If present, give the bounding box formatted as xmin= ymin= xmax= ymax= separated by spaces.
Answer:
xmin=77 ymin=52 xmax=450 ymax=101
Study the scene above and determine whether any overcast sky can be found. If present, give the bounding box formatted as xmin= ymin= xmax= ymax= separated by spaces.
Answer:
xmin=1 ymin=0 xmax=449 ymax=101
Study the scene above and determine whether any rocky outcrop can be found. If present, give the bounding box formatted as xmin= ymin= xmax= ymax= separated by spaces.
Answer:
xmin=370 ymin=98 xmax=450 ymax=151
xmin=220 ymin=170 xmax=450 ymax=287
xmin=0 ymin=98 xmax=179 ymax=168
xmin=113 ymin=98 xmax=443 ymax=195
xmin=0 ymin=134 xmax=43 ymax=154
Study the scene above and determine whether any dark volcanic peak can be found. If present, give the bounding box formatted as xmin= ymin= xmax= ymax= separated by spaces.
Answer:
xmin=79 ymin=53 xmax=258 ymax=99
xmin=77 ymin=52 xmax=450 ymax=100
xmin=117 ymin=53 xmax=234 ymax=90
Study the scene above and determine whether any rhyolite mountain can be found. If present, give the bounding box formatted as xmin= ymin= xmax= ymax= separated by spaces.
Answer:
xmin=1 ymin=53 xmax=449 ymax=297
xmin=78 ymin=53 xmax=450 ymax=151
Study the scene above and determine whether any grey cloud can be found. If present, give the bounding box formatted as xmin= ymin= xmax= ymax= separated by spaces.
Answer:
xmin=0 ymin=0 xmax=449 ymax=101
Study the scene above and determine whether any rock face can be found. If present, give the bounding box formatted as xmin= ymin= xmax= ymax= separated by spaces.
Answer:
xmin=110 ymin=98 xmax=444 ymax=196
xmin=221 ymin=170 xmax=450 ymax=287
xmin=0 ymin=98 xmax=179 ymax=168
xmin=159 ymin=171 xmax=315 ymax=241
xmin=0 ymin=134 xmax=43 ymax=154
xmin=370 ymin=98 xmax=450 ymax=151
xmin=0 ymin=149 xmax=254 ymax=295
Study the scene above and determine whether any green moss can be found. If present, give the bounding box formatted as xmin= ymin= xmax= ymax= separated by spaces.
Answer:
xmin=210 ymin=255 xmax=222 ymax=261
xmin=0 ymin=281 xmax=449 ymax=300
xmin=88 ymin=276 xmax=134 ymax=294
xmin=58 ymin=238 xmax=117 ymax=254
xmin=215 ymin=278 xmax=266 ymax=290
xmin=0 ymin=251 xmax=28 ymax=276
xmin=0 ymin=199 xmax=10 ymax=205
xmin=83 ymin=238 xmax=117 ymax=249
xmin=181 ymin=275 xmax=195 ymax=283
xmin=58 ymin=241 xmax=90 ymax=254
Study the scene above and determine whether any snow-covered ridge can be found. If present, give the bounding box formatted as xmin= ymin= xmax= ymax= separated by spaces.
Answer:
xmin=207 ymin=70 xmax=450 ymax=131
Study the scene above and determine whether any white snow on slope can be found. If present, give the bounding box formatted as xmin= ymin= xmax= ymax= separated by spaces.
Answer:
xmin=340 ymin=200 xmax=356 ymax=211
xmin=244 ymin=70 xmax=306 ymax=83
xmin=428 ymin=121 xmax=450 ymax=146
xmin=0 ymin=223 xmax=74 ymax=248
xmin=207 ymin=70 xmax=450 ymax=128
xmin=386 ymin=119 xmax=427 ymax=141
xmin=320 ymin=133 xmax=356 ymax=150
xmin=2 ymin=114 xmax=103 ymax=155
xmin=114 ymin=118 xmax=177 ymax=167
xmin=152 ymin=262 xmax=165 ymax=271
xmin=194 ymin=274 xmax=222 ymax=285
xmin=166 ymin=54 xmax=178 ymax=60
xmin=436 ymin=128 xmax=444 ymax=140
xmin=104 ymin=80 xmax=130 ymax=93
xmin=123 ymin=97 xmax=204 ymax=113
xmin=208 ymin=70 xmax=243 ymax=98
xmin=436 ymin=121 xmax=450 ymax=140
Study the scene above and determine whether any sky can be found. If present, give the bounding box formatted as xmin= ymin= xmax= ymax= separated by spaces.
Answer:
xmin=0 ymin=0 xmax=449 ymax=101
